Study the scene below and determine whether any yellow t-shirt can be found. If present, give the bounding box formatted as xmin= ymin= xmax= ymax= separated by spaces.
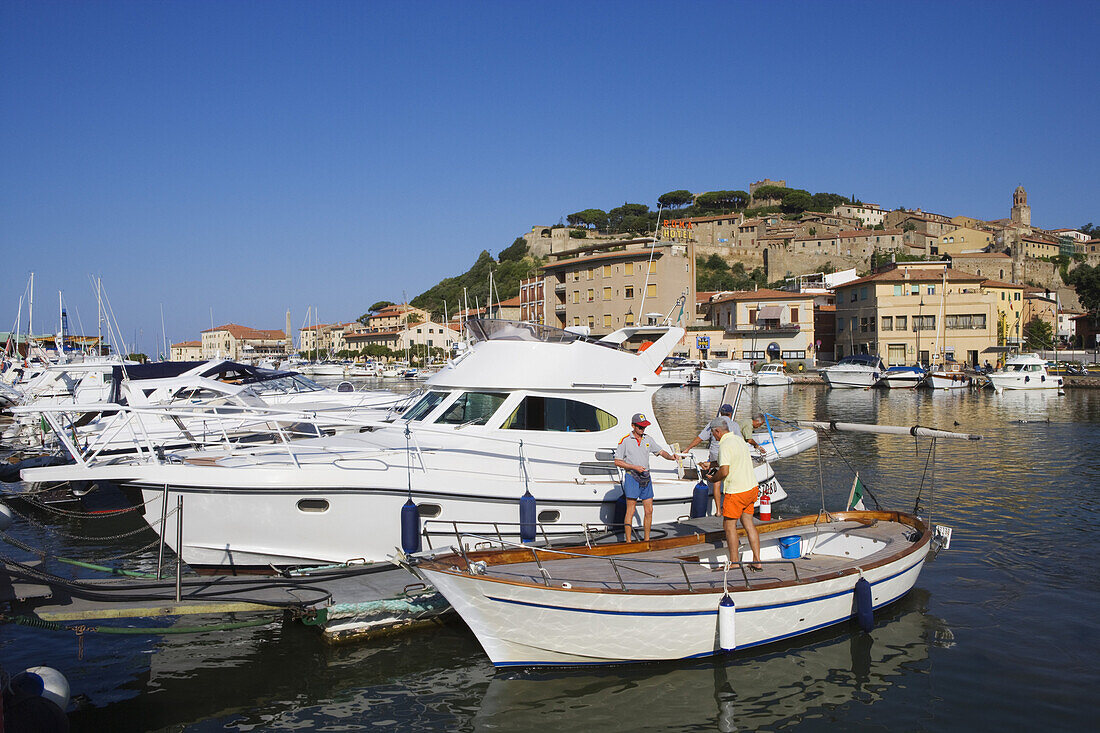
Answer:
xmin=718 ymin=431 xmax=756 ymax=495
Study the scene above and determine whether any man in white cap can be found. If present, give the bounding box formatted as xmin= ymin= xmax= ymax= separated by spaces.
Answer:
xmin=614 ymin=412 xmax=675 ymax=542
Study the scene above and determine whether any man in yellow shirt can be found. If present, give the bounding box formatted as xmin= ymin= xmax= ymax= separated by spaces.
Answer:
xmin=709 ymin=418 xmax=762 ymax=571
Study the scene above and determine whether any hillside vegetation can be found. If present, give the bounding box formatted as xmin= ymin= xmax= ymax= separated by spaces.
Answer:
xmin=410 ymin=238 xmax=543 ymax=319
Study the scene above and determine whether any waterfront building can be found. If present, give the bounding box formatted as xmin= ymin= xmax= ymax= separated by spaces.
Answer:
xmin=979 ymin=280 xmax=1025 ymax=348
xmin=201 ymin=324 xmax=290 ymax=361
xmin=518 ymin=276 xmax=545 ymax=324
xmin=170 ymin=340 xmax=202 ymax=361
xmin=299 ymin=322 xmax=355 ymax=356
xmin=541 ymin=237 xmax=695 ymax=339
xmin=344 ymin=320 xmax=458 ymax=356
xmin=700 ymin=288 xmax=818 ymax=367
xmin=486 ymin=295 xmax=522 ymax=321
xmin=833 ymin=262 xmax=999 ymax=366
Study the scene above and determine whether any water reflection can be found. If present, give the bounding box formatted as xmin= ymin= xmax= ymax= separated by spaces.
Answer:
xmin=473 ymin=591 xmax=948 ymax=732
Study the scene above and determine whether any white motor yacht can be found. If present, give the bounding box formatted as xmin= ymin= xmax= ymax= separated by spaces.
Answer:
xmin=696 ymin=359 xmax=755 ymax=388
xmin=987 ymin=353 xmax=1063 ymax=392
xmin=22 ymin=320 xmax=801 ymax=571
xmin=754 ymin=363 xmax=793 ymax=387
xmin=820 ymin=355 xmax=884 ymax=389
xmin=880 ymin=365 xmax=926 ymax=389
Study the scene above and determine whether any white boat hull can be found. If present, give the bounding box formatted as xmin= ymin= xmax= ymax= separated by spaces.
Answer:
xmin=111 ymin=459 xmax=783 ymax=569
xmin=697 ymin=369 xmax=753 ymax=388
xmin=928 ymin=372 xmax=971 ymax=390
xmin=820 ymin=368 xmax=879 ymax=389
xmin=421 ymin=516 xmax=931 ymax=665
xmin=987 ymin=373 xmax=1062 ymax=391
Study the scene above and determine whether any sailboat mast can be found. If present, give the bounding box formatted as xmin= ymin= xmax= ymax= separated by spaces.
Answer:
xmin=28 ymin=271 xmax=34 ymax=345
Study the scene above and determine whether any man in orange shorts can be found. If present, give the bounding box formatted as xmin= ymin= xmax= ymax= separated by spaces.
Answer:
xmin=709 ymin=419 xmax=762 ymax=571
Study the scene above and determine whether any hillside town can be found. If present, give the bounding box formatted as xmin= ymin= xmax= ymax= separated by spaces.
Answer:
xmin=166 ymin=183 xmax=1098 ymax=369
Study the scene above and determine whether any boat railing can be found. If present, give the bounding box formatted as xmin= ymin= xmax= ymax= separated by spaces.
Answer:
xmin=422 ymin=519 xmax=624 ymax=552
xmin=442 ymin=531 xmax=801 ymax=591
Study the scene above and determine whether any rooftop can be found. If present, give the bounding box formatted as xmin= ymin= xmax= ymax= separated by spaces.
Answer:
xmin=710 ymin=288 xmax=816 ymax=304
xmin=201 ymin=323 xmax=288 ymax=340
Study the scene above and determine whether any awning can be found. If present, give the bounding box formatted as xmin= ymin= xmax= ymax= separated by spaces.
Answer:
xmin=757 ymin=305 xmax=783 ymax=320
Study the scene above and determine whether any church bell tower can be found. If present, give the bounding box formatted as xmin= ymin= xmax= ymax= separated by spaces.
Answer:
xmin=1010 ymin=185 xmax=1031 ymax=226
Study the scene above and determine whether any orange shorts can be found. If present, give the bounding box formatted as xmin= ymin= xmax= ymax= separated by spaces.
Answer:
xmin=722 ymin=487 xmax=759 ymax=519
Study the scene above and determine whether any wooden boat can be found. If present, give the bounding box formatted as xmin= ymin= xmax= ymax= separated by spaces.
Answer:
xmin=417 ymin=510 xmax=938 ymax=666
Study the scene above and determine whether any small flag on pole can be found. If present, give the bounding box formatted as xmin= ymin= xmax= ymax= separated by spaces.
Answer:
xmin=847 ymin=473 xmax=866 ymax=511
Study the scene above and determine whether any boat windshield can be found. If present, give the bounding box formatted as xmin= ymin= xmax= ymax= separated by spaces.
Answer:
xmin=464 ymin=318 xmax=618 ymax=348
xmin=252 ymin=374 xmax=324 ymax=394
xmin=435 ymin=391 xmax=508 ymax=426
xmin=838 ymin=355 xmax=882 ymax=367
xmin=401 ymin=390 xmax=449 ymax=421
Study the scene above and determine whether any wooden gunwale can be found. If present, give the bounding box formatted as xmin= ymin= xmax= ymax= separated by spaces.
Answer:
xmin=417 ymin=510 xmax=930 ymax=596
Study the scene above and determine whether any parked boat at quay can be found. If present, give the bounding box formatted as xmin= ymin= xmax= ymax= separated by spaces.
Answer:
xmin=416 ymin=420 xmax=970 ymax=666
xmin=418 ymin=510 xmax=940 ymax=665
xmin=880 ymin=364 xmax=926 ymax=389
xmin=754 ymin=362 xmax=793 ymax=387
xmin=19 ymin=320 xmax=812 ymax=571
xmin=987 ymin=353 xmax=1064 ymax=392
xmin=928 ymin=361 xmax=972 ymax=390
xmin=696 ymin=359 xmax=755 ymax=388
xmin=820 ymin=355 xmax=884 ymax=389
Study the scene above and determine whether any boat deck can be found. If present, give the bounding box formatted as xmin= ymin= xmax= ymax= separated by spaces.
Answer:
xmin=473 ymin=519 xmax=917 ymax=592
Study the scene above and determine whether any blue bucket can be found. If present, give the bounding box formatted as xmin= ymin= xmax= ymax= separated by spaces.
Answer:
xmin=778 ymin=535 xmax=801 ymax=559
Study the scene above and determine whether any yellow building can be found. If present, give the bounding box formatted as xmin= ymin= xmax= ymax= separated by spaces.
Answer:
xmin=201 ymin=324 xmax=290 ymax=361
xmin=170 ymin=340 xmax=203 ymax=361
xmin=934 ymin=227 xmax=994 ymax=256
xmin=1020 ymin=236 xmax=1060 ymax=259
xmin=701 ymin=289 xmax=818 ymax=365
xmin=834 ymin=262 xmax=999 ymax=366
xmin=979 ymin=280 xmax=1025 ymax=348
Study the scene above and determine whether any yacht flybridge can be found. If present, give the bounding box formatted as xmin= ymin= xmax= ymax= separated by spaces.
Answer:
xmin=21 ymin=320 xmax=811 ymax=572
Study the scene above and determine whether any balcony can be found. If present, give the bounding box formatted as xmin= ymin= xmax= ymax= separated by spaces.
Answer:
xmin=554 ymin=283 xmax=566 ymax=293
xmin=555 ymin=303 xmax=567 ymax=312
xmin=725 ymin=322 xmax=802 ymax=336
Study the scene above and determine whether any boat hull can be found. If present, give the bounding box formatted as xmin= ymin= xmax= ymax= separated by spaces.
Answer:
xmin=988 ymin=374 xmax=1062 ymax=390
xmin=820 ymin=368 xmax=879 ymax=389
xmin=421 ymin=514 xmax=931 ymax=665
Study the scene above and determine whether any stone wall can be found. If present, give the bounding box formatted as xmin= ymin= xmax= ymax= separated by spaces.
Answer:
xmin=763 ymin=245 xmax=869 ymax=282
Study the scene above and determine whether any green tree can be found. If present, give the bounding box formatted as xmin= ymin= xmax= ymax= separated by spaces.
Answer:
xmin=657 ymin=190 xmax=694 ymax=208
xmin=1023 ymin=317 xmax=1053 ymax=349
xmin=498 ymin=237 xmax=528 ymax=263
xmin=780 ymin=189 xmax=814 ymax=214
xmin=751 ymin=185 xmax=788 ymax=202
xmin=1079 ymin=222 xmax=1099 ymax=238
xmin=694 ymin=190 xmax=749 ymax=212
xmin=1066 ymin=263 xmax=1100 ymax=314
xmin=127 ymin=352 xmax=148 ymax=363
xmin=567 ymin=208 xmax=609 ymax=230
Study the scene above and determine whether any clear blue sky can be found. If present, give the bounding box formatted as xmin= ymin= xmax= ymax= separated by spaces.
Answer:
xmin=3 ymin=0 xmax=1097 ymax=355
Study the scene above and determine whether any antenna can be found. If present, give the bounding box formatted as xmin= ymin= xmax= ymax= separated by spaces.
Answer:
xmin=637 ymin=205 xmax=665 ymax=319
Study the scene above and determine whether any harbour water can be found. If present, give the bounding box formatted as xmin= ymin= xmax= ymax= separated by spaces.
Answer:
xmin=2 ymin=384 xmax=1098 ymax=731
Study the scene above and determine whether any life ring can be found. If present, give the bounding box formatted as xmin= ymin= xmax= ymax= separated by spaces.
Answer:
xmin=797 ymin=363 xmax=804 ymax=372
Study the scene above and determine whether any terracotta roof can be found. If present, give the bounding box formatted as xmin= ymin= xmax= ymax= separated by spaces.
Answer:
xmin=710 ymin=288 xmax=816 ymax=304
xmin=837 ymin=266 xmax=982 ymax=289
xmin=949 ymin=252 xmax=1009 ymax=259
xmin=171 ymin=340 xmax=201 ymax=348
xmin=202 ymin=323 xmax=287 ymax=340
xmin=696 ymin=291 xmax=718 ymax=303
xmin=496 ymin=295 xmax=521 ymax=307
xmin=346 ymin=327 xmax=403 ymax=339
xmin=980 ymin=280 xmax=1023 ymax=289
xmin=541 ymin=248 xmax=668 ymax=270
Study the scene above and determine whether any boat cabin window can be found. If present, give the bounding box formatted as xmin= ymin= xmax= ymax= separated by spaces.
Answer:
xmin=401 ymin=391 xmax=449 ymax=422
xmin=171 ymin=387 xmax=222 ymax=401
xmin=435 ymin=391 xmax=508 ymax=426
xmin=501 ymin=396 xmax=618 ymax=432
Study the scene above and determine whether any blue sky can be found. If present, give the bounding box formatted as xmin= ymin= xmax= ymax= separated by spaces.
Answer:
xmin=3 ymin=0 xmax=1097 ymax=354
